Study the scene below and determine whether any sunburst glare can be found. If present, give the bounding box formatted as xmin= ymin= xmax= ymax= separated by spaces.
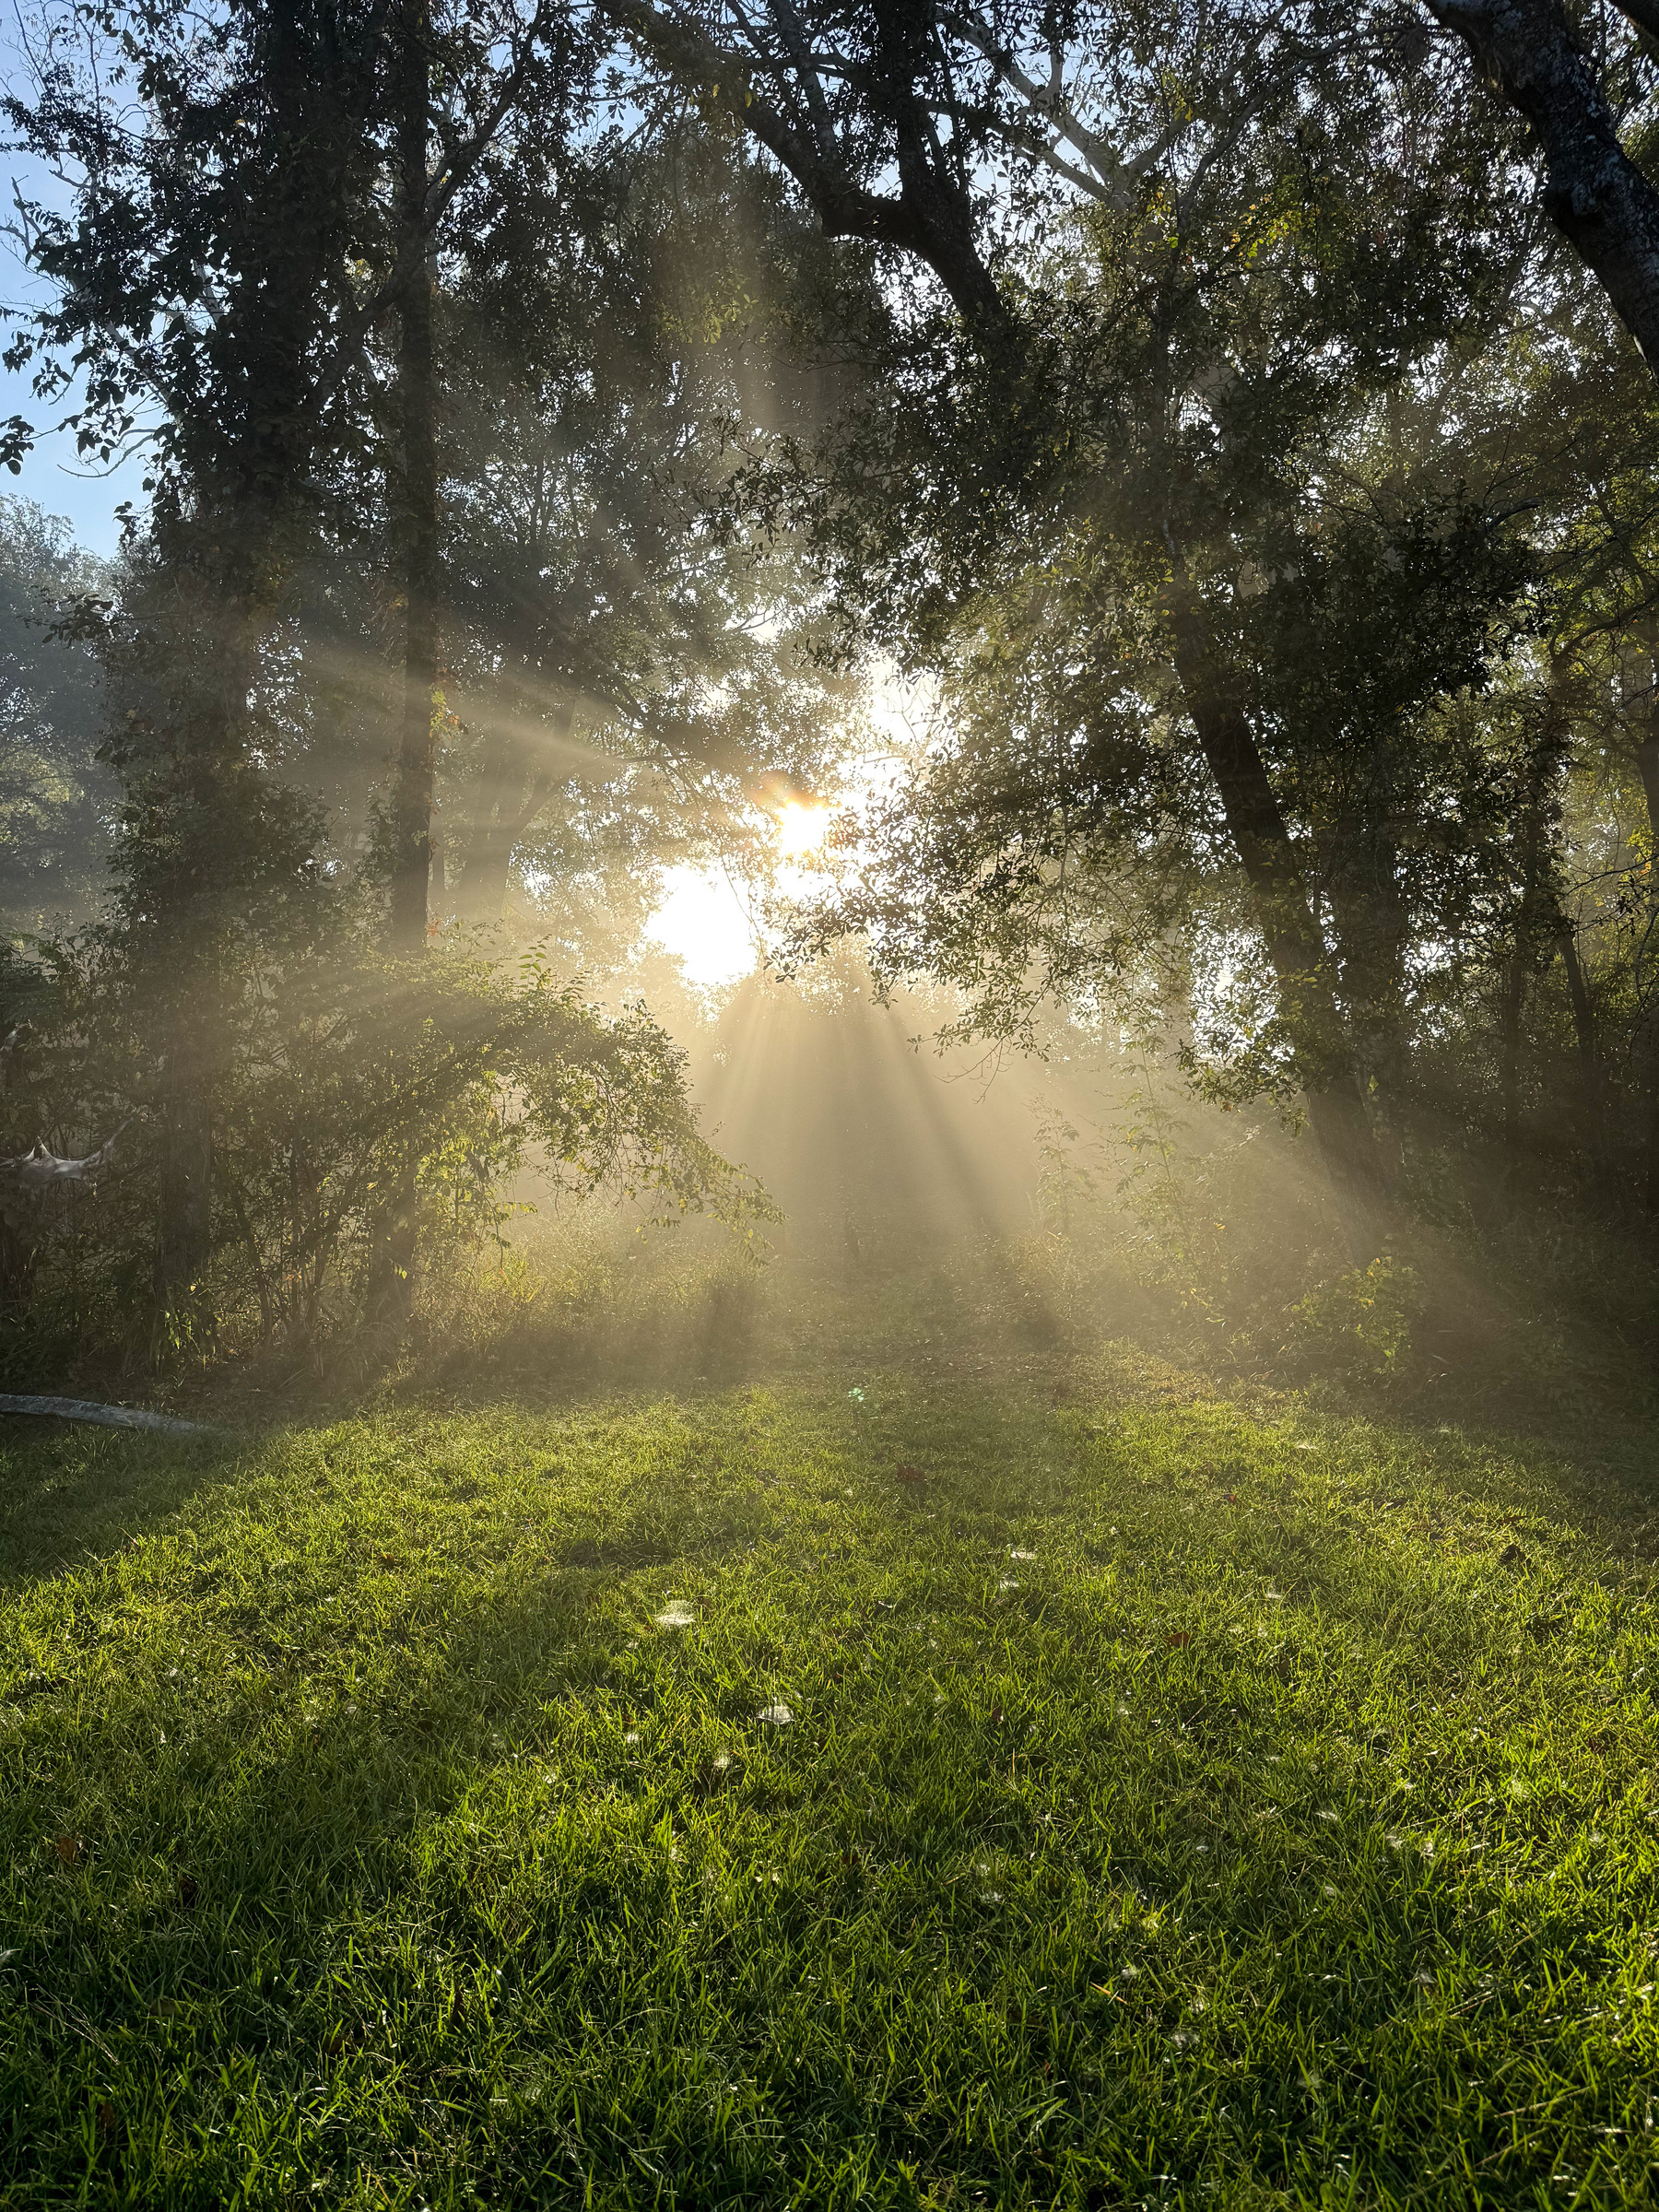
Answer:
xmin=776 ymin=800 xmax=830 ymax=859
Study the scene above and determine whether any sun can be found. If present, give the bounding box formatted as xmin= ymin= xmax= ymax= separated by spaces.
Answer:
xmin=776 ymin=799 xmax=830 ymax=860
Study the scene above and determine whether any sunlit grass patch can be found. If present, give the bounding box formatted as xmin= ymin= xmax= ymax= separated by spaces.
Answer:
xmin=0 ymin=1376 xmax=1654 ymax=2206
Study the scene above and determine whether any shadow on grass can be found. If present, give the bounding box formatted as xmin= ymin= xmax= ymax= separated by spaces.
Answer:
xmin=0 ymin=1419 xmax=253 ymax=1591
xmin=7 ymin=1352 xmax=1659 ymax=2204
xmin=6 ymin=1380 xmax=1657 ymax=2206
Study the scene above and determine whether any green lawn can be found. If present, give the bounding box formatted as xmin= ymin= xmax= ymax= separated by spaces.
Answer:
xmin=1 ymin=1347 xmax=1656 ymax=2207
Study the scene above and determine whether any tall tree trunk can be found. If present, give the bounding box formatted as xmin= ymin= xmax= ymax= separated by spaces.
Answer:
xmin=387 ymin=0 xmax=440 ymax=957
xmin=1558 ymin=924 xmax=1602 ymax=1097
xmin=1425 ymin=0 xmax=1659 ymax=377
xmin=1497 ymin=798 xmax=1549 ymax=1205
xmin=1637 ymin=731 xmax=1659 ymax=1214
xmin=147 ymin=583 xmax=265 ymax=1320
xmin=370 ymin=0 xmax=438 ymax=1322
xmin=1498 ymin=944 xmax=1525 ymax=1185
xmin=1165 ymin=584 xmax=1387 ymax=1257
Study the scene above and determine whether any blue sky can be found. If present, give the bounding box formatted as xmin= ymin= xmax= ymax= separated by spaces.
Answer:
xmin=0 ymin=357 xmax=146 ymax=555
xmin=3 ymin=34 xmax=146 ymax=555
xmin=0 ymin=221 xmax=147 ymax=555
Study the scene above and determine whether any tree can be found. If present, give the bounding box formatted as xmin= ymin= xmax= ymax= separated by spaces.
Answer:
xmin=2 ymin=0 xmax=832 ymax=1352
xmin=604 ymin=0 xmax=1539 ymax=1253
xmin=6 ymin=0 xmax=397 ymax=1305
xmin=1423 ymin=0 xmax=1659 ymax=374
xmin=434 ymin=119 xmax=862 ymax=933
xmin=5 ymin=0 xmax=590 ymax=1308
xmin=0 ymin=500 xmax=112 ymax=937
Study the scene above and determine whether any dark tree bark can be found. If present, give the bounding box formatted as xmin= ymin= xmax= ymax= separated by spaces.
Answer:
xmin=1166 ymin=586 xmax=1388 ymax=1255
xmin=1426 ymin=0 xmax=1659 ymax=374
xmin=1633 ymin=729 xmax=1659 ymax=1214
xmin=367 ymin=0 xmax=440 ymax=1323
xmin=1557 ymin=925 xmax=1601 ymax=1100
xmin=386 ymin=0 xmax=441 ymax=957
xmin=601 ymin=0 xmax=1011 ymax=332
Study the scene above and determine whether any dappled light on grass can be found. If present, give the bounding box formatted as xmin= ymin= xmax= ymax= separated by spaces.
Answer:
xmin=0 ymin=1367 xmax=1656 ymax=2204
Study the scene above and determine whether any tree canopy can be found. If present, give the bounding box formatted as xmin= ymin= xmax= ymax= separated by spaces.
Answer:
xmin=1 ymin=0 xmax=1656 ymax=1364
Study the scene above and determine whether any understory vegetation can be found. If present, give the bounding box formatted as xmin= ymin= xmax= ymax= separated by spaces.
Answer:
xmin=1 ymin=1275 xmax=1655 ymax=2208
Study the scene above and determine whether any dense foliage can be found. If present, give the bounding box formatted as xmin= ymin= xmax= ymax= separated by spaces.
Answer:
xmin=0 ymin=0 xmax=1657 ymax=1374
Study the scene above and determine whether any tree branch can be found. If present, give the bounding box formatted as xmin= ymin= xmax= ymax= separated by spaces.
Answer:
xmin=311 ymin=0 xmax=559 ymax=418
xmin=1610 ymin=0 xmax=1659 ymax=47
xmin=1425 ymin=0 xmax=1659 ymax=374
xmin=596 ymin=0 xmax=1011 ymax=332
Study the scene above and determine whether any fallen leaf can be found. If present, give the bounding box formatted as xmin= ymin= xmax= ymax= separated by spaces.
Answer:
xmin=1498 ymin=1544 xmax=1527 ymax=1569
xmin=895 ymin=1463 xmax=926 ymax=1488
xmin=177 ymin=1873 xmax=198 ymax=1910
xmin=990 ymin=1704 xmax=1005 ymax=1727
xmin=1167 ymin=1631 xmax=1191 ymax=1649
xmin=757 ymin=1700 xmax=794 ymax=1727
xmin=52 ymin=1834 xmax=79 ymax=1866
xmin=97 ymin=2100 xmax=118 ymax=2138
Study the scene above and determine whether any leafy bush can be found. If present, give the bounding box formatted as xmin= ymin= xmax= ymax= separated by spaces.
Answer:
xmin=0 ymin=925 xmax=771 ymax=1378
xmin=1284 ymin=1253 xmax=1422 ymax=1382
